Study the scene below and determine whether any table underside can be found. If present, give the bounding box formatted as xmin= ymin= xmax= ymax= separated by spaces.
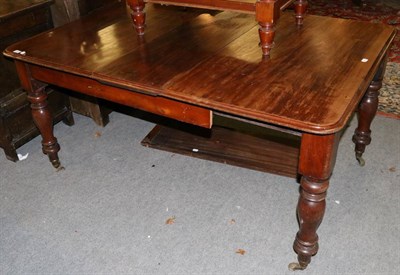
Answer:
xmin=142 ymin=115 xmax=300 ymax=178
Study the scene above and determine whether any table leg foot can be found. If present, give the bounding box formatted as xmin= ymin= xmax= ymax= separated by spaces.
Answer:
xmin=292 ymin=175 xmax=327 ymax=270
xmin=355 ymin=152 xmax=365 ymax=166
xmin=288 ymin=254 xmax=309 ymax=270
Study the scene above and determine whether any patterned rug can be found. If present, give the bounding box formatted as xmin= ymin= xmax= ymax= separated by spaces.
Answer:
xmin=306 ymin=0 xmax=400 ymax=118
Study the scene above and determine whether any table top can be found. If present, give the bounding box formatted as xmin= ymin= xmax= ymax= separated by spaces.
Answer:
xmin=4 ymin=3 xmax=395 ymax=134
xmin=0 ymin=0 xmax=53 ymax=20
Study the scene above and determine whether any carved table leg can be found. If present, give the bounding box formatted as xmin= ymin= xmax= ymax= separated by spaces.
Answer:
xmin=126 ymin=0 xmax=146 ymax=35
xmin=294 ymin=0 xmax=308 ymax=26
xmin=289 ymin=133 xmax=340 ymax=270
xmin=15 ymin=62 xmax=62 ymax=170
xmin=256 ymin=0 xmax=279 ymax=57
xmin=29 ymin=84 xmax=62 ymax=169
xmin=352 ymin=56 xmax=387 ymax=166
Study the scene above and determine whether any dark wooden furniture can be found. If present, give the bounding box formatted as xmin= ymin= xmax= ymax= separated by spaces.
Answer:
xmin=4 ymin=2 xmax=395 ymax=270
xmin=126 ymin=0 xmax=308 ymax=56
xmin=0 ymin=0 xmax=73 ymax=161
xmin=353 ymin=0 xmax=367 ymax=7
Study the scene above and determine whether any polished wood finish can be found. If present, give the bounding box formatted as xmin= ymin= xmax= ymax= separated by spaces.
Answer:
xmin=4 ymin=3 xmax=396 ymax=269
xmin=51 ymin=0 xmax=120 ymax=126
xmin=0 ymin=0 xmax=73 ymax=161
xmin=126 ymin=0 xmax=306 ymax=56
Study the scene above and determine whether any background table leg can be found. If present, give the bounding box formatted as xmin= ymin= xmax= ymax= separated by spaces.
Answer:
xmin=256 ymin=0 xmax=280 ymax=57
xmin=352 ymin=56 xmax=387 ymax=166
xmin=294 ymin=0 xmax=308 ymax=26
xmin=126 ymin=0 xmax=146 ymax=35
xmin=290 ymin=132 xmax=340 ymax=270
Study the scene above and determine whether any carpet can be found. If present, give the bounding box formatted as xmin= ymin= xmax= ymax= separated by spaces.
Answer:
xmin=306 ymin=0 xmax=400 ymax=118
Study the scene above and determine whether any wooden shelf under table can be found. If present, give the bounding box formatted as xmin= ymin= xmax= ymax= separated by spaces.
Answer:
xmin=141 ymin=116 xmax=301 ymax=178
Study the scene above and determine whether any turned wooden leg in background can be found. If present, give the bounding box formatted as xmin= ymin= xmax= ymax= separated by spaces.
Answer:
xmin=126 ymin=0 xmax=146 ymax=35
xmin=289 ymin=133 xmax=340 ymax=270
xmin=294 ymin=0 xmax=308 ymax=26
xmin=256 ymin=0 xmax=279 ymax=57
xmin=15 ymin=61 xmax=62 ymax=170
xmin=352 ymin=57 xmax=387 ymax=166
xmin=258 ymin=22 xmax=275 ymax=57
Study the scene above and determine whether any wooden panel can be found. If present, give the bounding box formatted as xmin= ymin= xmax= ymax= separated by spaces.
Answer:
xmin=142 ymin=116 xmax=300 ymax=178
xmin=29 ymin=65 xmax=212 ymax=128
xmin=0 ymin=8 xmax=48 ymax=38
xmin=0 ymin=0 xmax=53 ymax=20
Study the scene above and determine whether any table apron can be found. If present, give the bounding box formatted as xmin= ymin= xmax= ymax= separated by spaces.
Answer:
xmin=28 ymin=64 xmax=213 ymax=128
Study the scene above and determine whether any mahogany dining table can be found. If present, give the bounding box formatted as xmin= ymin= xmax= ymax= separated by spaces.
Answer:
xmin=3 ymin=2 xmax=395 ymax=270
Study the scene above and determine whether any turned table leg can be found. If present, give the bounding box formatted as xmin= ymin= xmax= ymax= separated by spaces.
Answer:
xmin=15 ymin=61 xmax=62 ymax=170
xmin=294 ymin=0 xmax=308 ymax=26
xmin=256 ymin=0 xmax=308 ymax=57
xmin=289 ymin=132 xmax=340 ymax=270
xmin=256 ymin=0 xmax=279 ymax=57
xmin=126 ymin=0 xmax=146 ymax=35
xmin=352 ymin=56 xmax=387 ymax=166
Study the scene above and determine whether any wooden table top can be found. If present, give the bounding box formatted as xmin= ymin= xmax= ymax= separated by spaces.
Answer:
xmin=0 ymin=0 xmax=54 ymax=20
xmin=4 ymin=3 xmax=395 ymax=134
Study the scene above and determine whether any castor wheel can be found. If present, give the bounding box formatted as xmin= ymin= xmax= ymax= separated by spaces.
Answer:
xmin=288 ymin=262 xmax=307 ymax=271
xmin=355 ymin=152 xmax=365 ymax=166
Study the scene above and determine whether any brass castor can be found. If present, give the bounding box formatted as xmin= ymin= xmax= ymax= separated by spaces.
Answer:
xmin=355 ymin=152 xmax=365 ymax=167
xmin=50 ymin=159 xmax=65 ymax=172
xmin=288 ymin=262 xmax=307 ymax=271
xmin=55 ymin=165 xmax=65 ymax=172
